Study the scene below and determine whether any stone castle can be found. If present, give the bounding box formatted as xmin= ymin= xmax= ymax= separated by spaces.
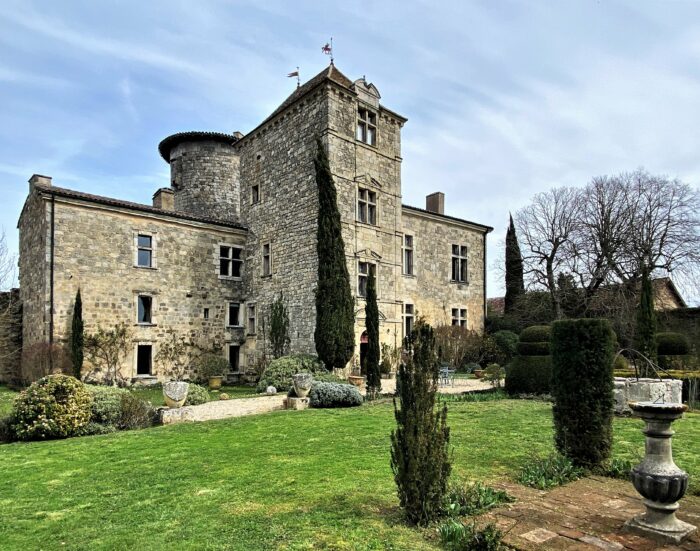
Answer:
xmin=7 ymin=64 xmax=492 ymax=383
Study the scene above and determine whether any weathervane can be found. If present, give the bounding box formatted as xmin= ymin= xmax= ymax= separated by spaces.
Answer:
xmin=287 ymin=67 xmax=300 ymax=88
xmin=322 ymin=37 xmax=333 ymax=64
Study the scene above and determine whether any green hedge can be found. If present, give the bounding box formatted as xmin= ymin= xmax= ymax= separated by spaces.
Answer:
xmin=516 ymin=341 xmax=550 ymax=356
xmin=656 ymin=332 xmax=690 ymax=356
xmin=492 ymin=331 xmax=519 ymax=362
xmin=551 ymin=319 xmax=614 ymax=468
xmin=505 ymin=356 xmax=552 ymax=395
xmin=309 ymin=382 xmax=363 ymax=408
xmin=519 ymin=325 xmax=551 ymax=343
xmin=658 ymin=354 xmax=696 ymax=372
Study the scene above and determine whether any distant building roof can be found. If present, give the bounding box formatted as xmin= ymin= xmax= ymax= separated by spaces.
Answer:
xmin=29 ymin=183 xmax=247 ymax=231
xmin=487 ymin=297 xmax=505 ymax=316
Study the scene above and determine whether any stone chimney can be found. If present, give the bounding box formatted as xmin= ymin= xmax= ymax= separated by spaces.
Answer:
xmin=426 ymin=192 xmax=445 ymax=215
xmin=153 ymin=188 xmax=175 ymax=211
xmin=29 ymin=174 xmax=52 ymax=191
xmin=233 ymin=131 xmax=244 ymax=140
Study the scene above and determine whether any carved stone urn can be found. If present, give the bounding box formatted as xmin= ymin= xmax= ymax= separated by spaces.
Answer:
xmin=292 ymin=373 xmax=313 ymax=399
xmin=163 ymin=381 xmax=190 ymax=408
xmin=625 ymin=401 xmax=696 ymax=544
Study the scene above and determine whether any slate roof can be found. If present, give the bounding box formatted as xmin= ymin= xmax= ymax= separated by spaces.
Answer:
xmin=31 ymin=183 xmax=247 ymax=230
xmin=401 ymin=204 xmax=493 ymax=232
xmin=158 ymin=131 xmax=239 ymax=162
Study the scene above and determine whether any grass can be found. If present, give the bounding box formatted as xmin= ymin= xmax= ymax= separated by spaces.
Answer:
xmin=0 ymin=398 xmax=698 ymax=550
xmin=0 ymin=384 xmax=15 ymax=416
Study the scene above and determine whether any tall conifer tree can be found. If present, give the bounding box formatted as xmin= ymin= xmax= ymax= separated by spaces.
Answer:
xmin=635 ymin=269 xmax=657 ymax=375
xmin=70 ymin=289 xmax=84 ymax=379
xmin=314 ymin=138 xmax=355 ymax=370
xmin=364 ymin=272 xmax=381 ymax=399
xmin=504 ymin=214 xmax=525 ymax=315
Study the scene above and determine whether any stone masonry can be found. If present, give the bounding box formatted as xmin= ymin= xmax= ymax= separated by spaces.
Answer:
xmin=12 ymin=64 xmax=492 ymax=383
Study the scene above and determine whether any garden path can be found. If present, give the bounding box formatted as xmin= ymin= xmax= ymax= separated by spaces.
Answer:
xmin=479 ymin=476 xmax=700 ymax=550
xmin=376 ymin=376 xmax=493 ymax=395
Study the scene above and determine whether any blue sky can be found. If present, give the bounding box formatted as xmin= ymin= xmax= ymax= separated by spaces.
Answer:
xmin=1 ymin=0 xmax=699 ymax=300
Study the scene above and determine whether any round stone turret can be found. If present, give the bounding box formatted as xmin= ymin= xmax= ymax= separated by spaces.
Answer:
xmin=158 ymin=131 xmax=241 ymax=223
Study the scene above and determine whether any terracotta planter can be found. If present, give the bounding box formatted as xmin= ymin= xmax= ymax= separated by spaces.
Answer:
xmin=208 ymin=375 xmax=223 ymax=390
xmin=473 ymin=369 xmax=484 ymax=379
xmin=348 ymin=375 xmax=365 ymax=388
xmin=292 ymin=373 xmax=314 ymax=399
xmin=163 ymin=381 xmax=189 ymax=408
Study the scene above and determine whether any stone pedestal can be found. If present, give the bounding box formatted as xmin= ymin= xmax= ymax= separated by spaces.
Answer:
xmin=286 ymin=396 xmax=309 ymax=411
xmin=624 ymin=401 xmax=696 ymax=544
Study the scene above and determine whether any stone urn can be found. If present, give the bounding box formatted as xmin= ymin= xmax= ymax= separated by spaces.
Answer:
xmin=473 ymin=369 xmax=484 ymax=379
xmin=347 ymin=375 xmax=365 ymax=389
xmin=208 ymin=375 xmax=223 ymax=391
xmin=292 ymin=373 xmax=313 ymax=399
xmin=625 ymin=401 xmax=696 ymax=544
xmin=163 ymin=381 xmax=190 ymax=408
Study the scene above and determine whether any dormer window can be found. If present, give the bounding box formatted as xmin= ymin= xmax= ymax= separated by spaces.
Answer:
xmin=356 ymin=107 xmax=377 ymax=146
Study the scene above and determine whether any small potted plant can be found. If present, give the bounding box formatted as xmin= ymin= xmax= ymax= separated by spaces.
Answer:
xmin=156 ymin=329 xmax=192 ymax=408
xmin=347 ymin=355 xmax=365 ymax=388
xmin=197 ymin=353 xmax=229 ymax=390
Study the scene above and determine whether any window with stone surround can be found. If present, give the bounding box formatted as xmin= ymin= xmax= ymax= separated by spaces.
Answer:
xmin=219 ymin=245 xmax=243 ymax=278
xmin=357 ymin=188 xmax=377 ymax=225
xmin=356 ymin=107 xmax=377 ymax=146
xmin=358 ymin=261 xmax=376 ymax=298
xmin=227 ymin=302 xmax=241 ymax=327
xmin=136 ymin=234 xmax=154 ymax=268
xmin=403 ymin=235 xmax=414 ymax=276
xmin=137 ymin=295 xmax=153 ymax=324
xmin=262 ymin=243 xmax=272 ymax=276
xmin=403 ymin=303 xmax=414 ymax=339
xmin=251 ymin=184 xmax=260 ymax=204
xmin=451 ymin=308 xmax=467 ymax=328
xmin=451 ymin=244 xmax=468 ymax=283
xmin=136 ymin=344 xmax=152 ymax=376
xmin=247 ymin=303 xmax=256 ymax=335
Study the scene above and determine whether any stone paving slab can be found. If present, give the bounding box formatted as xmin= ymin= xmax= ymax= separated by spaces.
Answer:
xmin=160 ymin=394 xmax=286 ymax=424
xmin=476 ymin=478 xmax=699 ymax=550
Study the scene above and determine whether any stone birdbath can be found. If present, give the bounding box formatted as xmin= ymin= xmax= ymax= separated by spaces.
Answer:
xmin=625 ymin=401 xmax=696 ymax=544
xmin=292 ymin=373 xmax=313 ymax=399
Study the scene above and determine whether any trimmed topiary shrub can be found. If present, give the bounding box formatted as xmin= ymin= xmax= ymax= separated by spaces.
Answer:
xmin=505 ymin=356 xmax=552 ymax=394
xmin=492 ymin=330 xmax=519 ymax=363
xmin=656 ymin=332 xmax=690 ymax=356
xmin=309 ymin=382 xmax=363 ymax=408
xmin=516 ymin=341 xmax=550 ymax=356
xmin=185 ymin=384 xmax=210 ymax=406
xmin=12 ymin=374 xmax=93 ymax=440
xmin=551 ymin=318 xmax=615 ymax=468
xmin=86 ymin=385 xmax=129 ymax=426
xmin=256 ymin=354 xmax=325 ymax=393
xmin=519 ymin=325 xmax=551 ymax=343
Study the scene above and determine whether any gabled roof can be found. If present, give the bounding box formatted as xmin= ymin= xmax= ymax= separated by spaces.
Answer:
xmin=29 ymin=183 xmax=247 ymax=231
xmin=402 ymin=204 xmax=494 ymax=233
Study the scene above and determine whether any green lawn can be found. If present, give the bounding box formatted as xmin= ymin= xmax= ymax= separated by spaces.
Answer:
xmin=0 ymin=399 xmax=698 ymax=550
xmin=0 ymin=384 xmax=15 ymax=416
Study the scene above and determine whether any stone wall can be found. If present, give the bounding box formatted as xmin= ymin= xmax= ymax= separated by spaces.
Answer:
xmin=21 ymin=192 xmax=247 ymax=383
xmin=614 ymin=377 xmax=683 ymax=415
xmin=0 ymin=289 xmax=22 ymax=383
xmin=401 ymin=209 xmax=487 ymax=332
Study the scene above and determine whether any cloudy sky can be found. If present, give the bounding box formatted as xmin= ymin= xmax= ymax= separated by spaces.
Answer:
xmin=1 ymin=0 xmax=699 ymax=299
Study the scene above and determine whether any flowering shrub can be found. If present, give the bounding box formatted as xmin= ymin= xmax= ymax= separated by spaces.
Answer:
xmin=256 ymin=354 xmax=326 ymax=393
xmin=185 ymin=384 xmax=210 ymax=406
xmin=12 ymin=375 xmax=93 ymax=440
xmin=309 ymin=382 xmax=363 ymax=408
xmin=86 ymin=385 xmax=129 ymax=426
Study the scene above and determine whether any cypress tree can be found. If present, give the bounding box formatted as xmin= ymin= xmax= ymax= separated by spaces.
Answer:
xmin=364 ymin=271 xmax=381 ymax=399
xmin=390 ymin=320 xmax=451 ymax=525
xmin=635 ymin=269 xmax=657 ymax=375
xmin=70 ymin=289 xmax=84 ymax=379
xmin=269 ymin=292 xmax=290 ymax=359
xmin=313 ymin=138 xmax=355 ymax=370
xmin=504 ymin=214 xmax=524 ymax=315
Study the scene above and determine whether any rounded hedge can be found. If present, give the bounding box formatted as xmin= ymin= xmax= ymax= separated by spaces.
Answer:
xmin=656 ymin=332 xmax=690 ymax=356
xmin=309 ymin=382 xmax=363 ymax=408
xmin=505 ymin=355 xmax=552 ymax=395
xmin=519 ymin=325 xmax=551 ymax=343
xmin=185 ymin=383 xmax=210 ymax=406
xmin=256 ymin=354 xmax=326 ymax=393
xmin=492 ymin=330 xmax=519 ymax=361
xmin=658 ymin=354 xmax=696 ymax=372
xmin=516 ymin=341 xmax=550 ymax=356
xmin=12 ymin=375 xmax=93 ymax=440
xmin=86 ymin=385 xmax=129 ymax=426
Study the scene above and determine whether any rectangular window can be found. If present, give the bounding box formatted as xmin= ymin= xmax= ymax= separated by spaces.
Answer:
xmin=451 ymin=244 xmax=468 ymax=283
xmin=136 ymin=344 xmax=152 ymax=375
xmin=137 ymin=234 xmax=152 ymax=267
xmin=357 ymin=107 xmax=377 ymax=146
xmin=403 ymin=235 xmax=414 ymax=275
xmin=247 ymin=304 xmax=256 ymax=335
xmin=227 ymin=302 xmax=240 ymax=327
xmin=219 ymin=245 xmax=243 ymax=278
xmin=451 ymin=308 xmax=467 ymax=328
xmin=403 ymin=303 xmax=414 ymax=339
xmin=358 ymin=261 xmax=376 ymax=298
xmin=251 ymin=184 xmax=260 ymax=204
xmin=228 ymin=345 xmax=240 ymax=372
xmin=357 ymin=188 xmax=377 ymax=225
xmin=137 ymin=295 xmax=152 ymax=324
xmin=203 ymin=308 xmax=209 ymax=320
xmin=262 ymin=243 xmax=271 ymax=276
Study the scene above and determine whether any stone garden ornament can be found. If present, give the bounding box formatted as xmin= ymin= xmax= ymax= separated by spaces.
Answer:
xmin=625 ymin=401 xmax=696 ymax=543
xmin=163 ymin=381 xmax=190 ymax=408
xmin=292 ymin=373 xmax=313 ymax=398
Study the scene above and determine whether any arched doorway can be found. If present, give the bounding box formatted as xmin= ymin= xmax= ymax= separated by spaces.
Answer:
xmin=359 ymin=331 xmax=368 ymax=374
